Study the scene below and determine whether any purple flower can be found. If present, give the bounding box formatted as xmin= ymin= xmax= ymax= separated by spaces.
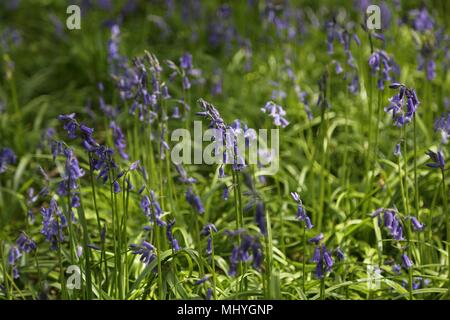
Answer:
xmin=426 ymin=150 xmax=445 ymax=169
xmin=110 ymin=121 xmax=128 ymax=160
xmin=323 ymin=245 xmax=334 ymax=271
xmin=385 ymin=84 xmax=420 ymax=127
xmin=311 ymin=246 xmax=321 ymax=263
xmin=0 ymin=147 xmax=16 ymax=174
xmin=434 ymin=113 xmax=450 ymax=144
xmin=180 ymin=53 xmax=193 ymax=70
xmin=402 ymin=253 xmax=413 ymax=270
xmin=40 ymin=198 xmax=66 ymax=250
xmin=186 ymin=188 xmax=205 ymax=214
xmin=16 ymin=232 xmax=37 ymax=253
xmin=222 ymin=185 xmax=229 ymax=200
xmin=308 ymin=233 xmax=324 ymax=244
xmin=255 ymin=202 xmax=267 ymax=236
xmin=130 ymin=241 xmax=156 ymax=265
xmin=410 ymin=8 xmax=434 ymax=32
xmin=261 ymin=101 xmax=289 ymax=128
xmin=166 ymin=219 xmax=179 ymax=252
xmin=113 ymin=180 xmax=121 ymax=193
xmin=411 ymin=216 xmax=425 ymax=232
xmin=394 ymin=143 xmax=402 ymax=157
xmin=194 ymin=275 xmax=210 ymax=285
xmin=368 ymin=51 xmax=399 ymax=91
xmin=291 ymin=192 xmax=313 ymax=229
xmin=335 ymin=247 xmax=345 ymax=261
xmin=58 ymin=113 xmax=78 ymax=138
xmin=392 ymin=264 xmax=401 ymax=274
xmin=8 ymin=246 xmax=21 ymax=279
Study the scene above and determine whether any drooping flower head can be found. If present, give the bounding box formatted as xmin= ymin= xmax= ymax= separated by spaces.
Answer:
xmin=291 ymin=192 xmax=313 ymax=229
xmin=130 ymin=241 xmax=156 ymax=265
xmin=261 ymin=101 xmax=289 ymax=128
xmin=0 ymin=147 xmax=16 ymax=174
xmin=385 ymin=83 xmax=420 ymax=127
xmin=40 ymin=198 xmax=67 ymax=250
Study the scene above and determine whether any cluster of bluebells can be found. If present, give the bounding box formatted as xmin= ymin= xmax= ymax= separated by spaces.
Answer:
xmin=371 ymin=208 xmax=423 ymax=270
xmin=385 ymin=83 xmax=420 ymax=127
xmin=261 ymin=101 xmax=289 ymax=128
xmin=140 ymin=190 xmax=166 ymax=227
xmin=57 ymin=148 xmax=84 ymax=211
xmin=290 ymin=192 xmax=313 ymax=229
xmin=8 ymin=232 xmax=37 ymax=279
xmin=408 ymin=8 xmax=443 ymax=81
xmin=371 ymin=208 xmax=404 ymax=241
xmin=325 ymin=20 xmax=361 ymax=94
xmin=129 ymin=241 xmax=156 ymax=266
xmin=186 ymin=188 xmax=205 ymax=214
xmin=207 ymin=4 xmax=237 ymax=53
xmin=200 ymin=223 xmax=218 ymax=256
xmin=224 ymin=229 xmax=263 ymax=276
xmin=197 ymin=98 xmax=247 ymax=173
xmin=402 ymin=277 xmax=431 ymax=290
xmin=368 ymin=50 xmax=400 ymax=90
xmin=58 ymin=113 xmax=124 ymax=194
xmin=410 ymin=8 xmax=434 ymax=32
xmin=308 ymin=233 xmax=344 ymax=279
xmin=110 ymin=121 xmax=129 ymax=160
xmin=0 ymin=147 xmax=16 ymax=174
xmin=40 ymin=198 xmax=68 ymax=250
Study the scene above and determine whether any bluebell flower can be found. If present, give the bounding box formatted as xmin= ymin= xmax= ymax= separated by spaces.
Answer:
xmin=194 ymin=275 xmax=210 ymax=285
xmin=308 ymin=233 xmax=324 ymax=244
xmin=434 ymin=113 xmax=450 ymax=144
xmin=290 ymin=192 xmax=313 ymax=229
xmin=40 ymin=198 xmax=66 ymax=250
xmin=113 ymin=180 xmax=121 ymax=193
xmin=16 ymin=232 xmax=36 ymax=254
xmin=180 ymin=53 xmax=193 ymax=70
xmin=186 ymin=187 xmax=205 ymax=214
xmin=323 ymin=245 xmax=334 ymax=271
xmin=335 ymin=247 xmax=345 ymax=261
xmin=261 ymin=101 xmax=289 ymax=128
xmin=311 ymin=246 xmax=321 ymax=263
xmin=410 ymin=8 xmax=434 ymax=32
xmin=426 ymin=149 xmax=445 ymax=169
xmin=369 ymin=51 xmax=399 ymax=91
xmin=385 ymin=84 xmax=420 ymax=127
xmin=110 ymin=121 xmax=129 ymax=160
xmin=392 ymin=264 xmax=402 ymax=274
xmin=411 ymin=216 xmax=425 ymax=232
xmin=222 ymin=185 xmax=229 ymax=200
xmin=130 ymin=241 xmax=156 ymax=265
xmin=402 ymin=253 xmax=413 ymax=270
xmin=58 ymin=113 xmax=78 ymax=139
xmin=166 ymin=219 xmax=179 ymax=252
xmin=8 ymin=245 xmax=21 ymax=279
xmin=206 ymin=287 xmax=213 ymax=300
xmin=315 ymin=259 xmax=324 ymax=279
xmin=255 ymin=202 xmax=267 ymax=236
xmin=394 ymin=143 xmax=402 ymax=157
xmin=0 ymin=147 xmax=16 ymax=174
xmin=174 ymin=164 xmax=197 ymax=184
